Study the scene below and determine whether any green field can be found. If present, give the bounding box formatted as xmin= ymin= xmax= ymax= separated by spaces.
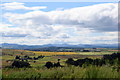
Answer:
xmin=1 ymin=49 xmax=120 ymax=79
xmin=2 ymin=49 xmax=115 ymax=68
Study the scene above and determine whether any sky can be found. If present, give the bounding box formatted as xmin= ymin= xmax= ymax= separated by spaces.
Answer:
xmin=0 ymin=2 xmax=118 ymax=45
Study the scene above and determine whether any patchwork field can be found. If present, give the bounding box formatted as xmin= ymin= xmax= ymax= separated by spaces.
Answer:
xmin=1 ymin=48 xmax=118 ymax=68
xmin=1 ymin=48 xmax=120 ymax=79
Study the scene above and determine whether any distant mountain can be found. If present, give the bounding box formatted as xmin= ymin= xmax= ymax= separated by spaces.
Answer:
xmin=1 ymin=43 xmax=118 ymax=50
xmin=1 ymin=43 xmax=42 ymax=49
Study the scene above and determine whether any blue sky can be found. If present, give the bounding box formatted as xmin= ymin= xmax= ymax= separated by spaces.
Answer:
xmin=0 ymin=2 xmax=118 ymax=45
xmin=1 ymin=0 xmax=119 ymax=2
xmin=19 ymin=2 xmax=111 ymax=11
xmin=2 ymin=2 xmax=114 ymax=12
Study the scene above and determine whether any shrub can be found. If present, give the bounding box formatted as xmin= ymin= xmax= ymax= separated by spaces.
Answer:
xmin=12 ymin=60 xmax=31 ymax=68
xmin=45 ymin=62 xmax=53 ymax=69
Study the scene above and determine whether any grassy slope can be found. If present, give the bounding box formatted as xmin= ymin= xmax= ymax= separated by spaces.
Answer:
xmin=2 ymin=66 xmax=120 ymax=78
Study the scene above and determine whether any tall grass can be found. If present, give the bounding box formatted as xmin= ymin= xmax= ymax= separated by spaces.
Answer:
xmin=2 ymin=65 xmax=120 ymax=79
xmin=0 ymin=69 xmax=2 ymax=79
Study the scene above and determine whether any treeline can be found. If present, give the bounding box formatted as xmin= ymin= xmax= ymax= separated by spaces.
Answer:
xmin=66 ymin=52 xmax=120 ymax=67
xmin=27 ymin=47 xmax=84 ymax=52
xmin=43 ymin=52 xmax=120 ymax=69
xmin=15 ymin=55 xmax=45 ymax=61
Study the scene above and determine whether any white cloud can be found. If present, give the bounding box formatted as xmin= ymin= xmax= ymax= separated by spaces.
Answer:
xmin=1 ymin=3 xmax=118 ymax=45
xmin=0 ymin=23 xmax=12 ymax=27
xmin=1 ymin=2 xmax=47 ymax=10
xmin=4 ymin=3 xmax=118 ymax=31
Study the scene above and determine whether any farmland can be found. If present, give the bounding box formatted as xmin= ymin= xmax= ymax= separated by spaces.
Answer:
xmin=1 ymin=1 xmax=119 ymax=79
xmin=1 ymin=48 xmax=120 ymax=79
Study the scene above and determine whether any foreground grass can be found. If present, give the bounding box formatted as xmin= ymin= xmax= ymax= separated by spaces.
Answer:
xmin=2 ymin=65 xmax=120 ymax=79
xmin=0 ymin=69 xmax=2 ymax=79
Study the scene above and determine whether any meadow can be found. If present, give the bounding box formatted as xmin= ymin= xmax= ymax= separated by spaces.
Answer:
xmin=1 ymin=48 xmax=120 ymax=79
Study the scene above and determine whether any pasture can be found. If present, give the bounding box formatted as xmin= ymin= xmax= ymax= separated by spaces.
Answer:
xmin=1 ymin=48 xmax=120 ymax=79
xmin=1 ymin=49 xmax=118 ymax=68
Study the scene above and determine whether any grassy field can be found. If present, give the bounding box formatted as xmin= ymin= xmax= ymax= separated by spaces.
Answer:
xmin=2 ymin=66 xmax=120 ymax=78
xmin=77 ymin=51 xmax=113 ymax=55
xmin=2 ymin=49 xmax=115 ymax=68
xmin=1 ymin=49 xmax=120 ymax=79
xmin=2 ymin=49 xmax=116 ymax=56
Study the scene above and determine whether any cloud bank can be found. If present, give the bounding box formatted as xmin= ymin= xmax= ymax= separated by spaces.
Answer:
xmin=1 ymin=2 xmax=118 ymax=45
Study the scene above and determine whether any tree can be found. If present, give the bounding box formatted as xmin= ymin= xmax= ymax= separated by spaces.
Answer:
xmin=45 ymin=61 xmax=53 ymax=69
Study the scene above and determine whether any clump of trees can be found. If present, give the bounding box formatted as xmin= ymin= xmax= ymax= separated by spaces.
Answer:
xmin=45 ymin=62 xmax=54 ymax=68
xmin=65 ymin=52 xmax=120 ymax=67
xmin=12 ymin=60 xmax=31 ymax=68
xmin=11 ymin=55 xmax=45 ymax=68
xmin=15 ymin=55 xmax=45 ymax=61
xmin=45 ymin=59 xmax=63 ymax=69
xmin=103 ymin=52 xmax=120 ymax=60
xmin=66 ymin=58 xmax=105 ymax=67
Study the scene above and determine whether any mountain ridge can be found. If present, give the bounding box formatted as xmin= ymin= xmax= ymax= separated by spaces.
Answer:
xmin=1 ymin=43 xmax=118 ymax=50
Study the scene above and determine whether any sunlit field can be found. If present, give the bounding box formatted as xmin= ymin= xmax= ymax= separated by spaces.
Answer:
xmin=27 ymin=51 xmax=78 ymax=56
